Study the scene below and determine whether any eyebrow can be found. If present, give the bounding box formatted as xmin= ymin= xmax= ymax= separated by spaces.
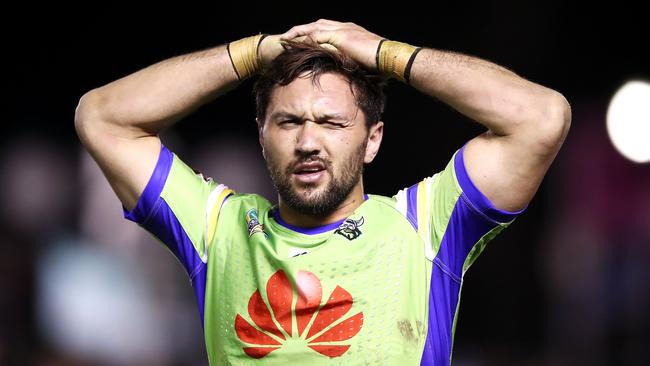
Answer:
xmin=269 ymin=111 xmax=348 ymax=122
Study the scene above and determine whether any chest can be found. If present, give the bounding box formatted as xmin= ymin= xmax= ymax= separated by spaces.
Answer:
xmin=203 ymin=221 xmax=432 ymax=364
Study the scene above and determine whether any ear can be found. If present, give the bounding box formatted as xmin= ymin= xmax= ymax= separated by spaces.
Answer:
xmin=256 ymin=118 xmax=266 ymax=158
xmin=364 ymin=121 xmax=384 ymax=164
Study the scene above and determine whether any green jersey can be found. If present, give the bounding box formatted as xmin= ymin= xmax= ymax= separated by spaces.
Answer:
xmin=123 ymin=143 xmax=524 ymax=365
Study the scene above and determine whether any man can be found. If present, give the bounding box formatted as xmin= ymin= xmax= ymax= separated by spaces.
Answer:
xmin=75 ymin=19 xmax=570 ymax=365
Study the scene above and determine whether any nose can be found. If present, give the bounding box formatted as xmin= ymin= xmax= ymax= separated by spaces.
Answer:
xmin=295 ymin=121 xmax=322 ymax=155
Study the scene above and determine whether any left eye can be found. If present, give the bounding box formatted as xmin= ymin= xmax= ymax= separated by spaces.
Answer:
xmin=324 ymin=121 xmax=344 ymax=128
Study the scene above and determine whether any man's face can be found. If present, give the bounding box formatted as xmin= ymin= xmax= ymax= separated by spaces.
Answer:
xmin=260 ymin=72 xmax=382 ymax=216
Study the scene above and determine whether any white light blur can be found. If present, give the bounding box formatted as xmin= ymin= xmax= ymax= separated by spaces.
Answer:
xmin=36 ymin=241 xmax=169 ymax=364
xmin=606 ymin=80 xmax=650 ymax=163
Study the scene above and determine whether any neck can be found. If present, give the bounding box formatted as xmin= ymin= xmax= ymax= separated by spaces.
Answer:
xmin=276 ymin=181 xmax=366 ymax=228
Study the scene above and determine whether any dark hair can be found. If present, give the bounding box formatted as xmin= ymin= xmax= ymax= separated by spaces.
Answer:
xmin=253 ymin=40 xmax=386 ymax=128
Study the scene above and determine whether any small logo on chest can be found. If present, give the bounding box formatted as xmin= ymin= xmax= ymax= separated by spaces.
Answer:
xmin=245 ymin=209 xmax=267 ymax=238
xmin=334 ymin=216 xmax=364 ymax=241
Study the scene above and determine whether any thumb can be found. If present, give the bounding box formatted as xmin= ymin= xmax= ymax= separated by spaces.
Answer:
xmin=308 ymin=30 xmax=336 ymax=46
xmin=309 ymin=30 xmax=341 ymax=53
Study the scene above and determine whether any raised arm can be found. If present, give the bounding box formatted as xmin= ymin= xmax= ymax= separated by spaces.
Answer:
xmin=282 ymin=19 xmax=571 ymax=212
xmin=74 ymin=34 xmax=284 ymax=211
xmin=406 ymin=48 xmax=571 ymax=211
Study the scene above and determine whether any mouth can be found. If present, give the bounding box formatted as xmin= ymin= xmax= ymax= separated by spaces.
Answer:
xmin=292 ymin=161 xmax=328 ymax=184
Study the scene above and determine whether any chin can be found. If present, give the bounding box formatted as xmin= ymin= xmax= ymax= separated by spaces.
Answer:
xmin=293 ymin=184 xmax=326 ymax=198
xmin=292 ymin=176 xmax=329 ymax=190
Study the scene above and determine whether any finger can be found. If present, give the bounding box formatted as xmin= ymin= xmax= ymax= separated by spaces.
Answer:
xmin=279 ymin=32 xmax=340 ymax=53
xmin=307 ymin=30 xmax=337 ymax=46
xmin=300 ymin=30 xmax=341 ymax=53
xmin=281 ymin=23 xmax=337 ymax=40
xmin=315 ymin=18 xmax=342 ymax=26
xmin=283 ymin=35 xmax=311 ymax=45
xmin=319 ymin=43 xmax=340 ymax=53
xmin=278 ymin=35 xmax=311 ymax=50
xmin=280 ymin=23 xmax=315 ymax=40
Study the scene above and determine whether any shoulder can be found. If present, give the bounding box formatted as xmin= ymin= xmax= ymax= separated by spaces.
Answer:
xmin=367 ymin=193 xmax=398 ymax=208
xmin=365 ymin=193 xmax=416 ymax=225
xmin=221 ymin=192 xmax=274 ymax=213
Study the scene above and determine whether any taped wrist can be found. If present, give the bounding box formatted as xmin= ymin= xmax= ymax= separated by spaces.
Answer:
xmin=376 ymin=39 xmax=422 ymax=84
xmin=227 ymin=34 xmax=267 ymax=80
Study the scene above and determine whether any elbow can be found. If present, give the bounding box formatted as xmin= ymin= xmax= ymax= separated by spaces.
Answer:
xmin=550 ymin=92 xmax=572 ymax=144
xmin=74 ymin=89 xmax=109 ymax=147
xmin=533 ymin=92 xmax=572 ymax=151
xmin=74 ymin=91 xmax=95 ymax=146
xmin=74 ymin=89 xmax=102 ymax=128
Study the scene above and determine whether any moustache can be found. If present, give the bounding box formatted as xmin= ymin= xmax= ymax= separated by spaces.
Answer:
xmin=286 ymin=156 xmax=332 ymax=174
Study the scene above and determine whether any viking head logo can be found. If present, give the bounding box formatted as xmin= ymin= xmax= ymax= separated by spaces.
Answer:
xmin=334 ymin=216 xmax=364 ymax=241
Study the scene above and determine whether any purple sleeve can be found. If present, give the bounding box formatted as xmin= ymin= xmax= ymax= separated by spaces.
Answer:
xmin=120 ymin=143 xmax=211 ymax=323
xmin=122 ymin=143 xmax=174 ymax=224
xmin=421 ymin=145 xmax=527 ymax=365
xmin=454 ymin=143 xmax=527 ymax=223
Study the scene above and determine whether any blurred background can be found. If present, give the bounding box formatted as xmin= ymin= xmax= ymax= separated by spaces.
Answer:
xmin=3 ymin=1 xmax=649 ymax=365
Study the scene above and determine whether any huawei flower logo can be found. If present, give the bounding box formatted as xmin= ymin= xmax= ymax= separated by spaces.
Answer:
xmin=235 ymin=269 xmax=364 ymax=359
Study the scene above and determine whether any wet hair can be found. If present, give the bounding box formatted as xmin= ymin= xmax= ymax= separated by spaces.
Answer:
xmin=253 ymin=40 xmax=386 ymax=128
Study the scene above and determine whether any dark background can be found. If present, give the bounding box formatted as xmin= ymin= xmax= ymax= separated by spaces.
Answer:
xmin=4 ymin=1 xmax=649 ymax=365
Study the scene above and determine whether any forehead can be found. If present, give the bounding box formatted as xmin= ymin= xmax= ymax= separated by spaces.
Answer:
xmin=266 ymin=72 xmax=358 ymax=119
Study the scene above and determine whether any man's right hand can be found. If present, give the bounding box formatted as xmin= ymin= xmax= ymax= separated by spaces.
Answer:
xmin=258 ymin=35 xmax=286 ymax=69
xmin=258 ymin=34 xmax=327 ymax=69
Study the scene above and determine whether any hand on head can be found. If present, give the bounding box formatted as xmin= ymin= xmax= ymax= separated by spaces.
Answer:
xmin=259 ymin=19 xmax=383 ymax=71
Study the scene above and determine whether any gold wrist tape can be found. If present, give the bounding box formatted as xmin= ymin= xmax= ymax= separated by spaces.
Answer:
xmin=376 ymin=40 xmax=422 ymax=83
xmin=227 ymin=34 xmax=264 ymax=80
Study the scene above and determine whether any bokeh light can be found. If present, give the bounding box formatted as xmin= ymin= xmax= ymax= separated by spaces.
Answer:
xmin=607 ymin=80 xmax=650 ymax=163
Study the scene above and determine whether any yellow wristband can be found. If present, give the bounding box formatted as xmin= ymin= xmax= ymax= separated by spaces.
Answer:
xmin=376 ymin=39 xmax=422 ymax=84
xmin=227 ymin=34 xmax=266 ymax=80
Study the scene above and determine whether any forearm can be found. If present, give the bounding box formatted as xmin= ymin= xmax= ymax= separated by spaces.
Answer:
xmin=276 ymin=19 xmax=571 ymax=213
xmin=408 ymin=48 xmax=569 ymax=142
xmin=76 ymin=44 xmax=239 ymax=137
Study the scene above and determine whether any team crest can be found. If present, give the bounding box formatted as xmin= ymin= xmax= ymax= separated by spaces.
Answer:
xmin=334 ymin=216 xmax=364 ymax=241
xmin=245 ymin=209 xmax=267 ymax=238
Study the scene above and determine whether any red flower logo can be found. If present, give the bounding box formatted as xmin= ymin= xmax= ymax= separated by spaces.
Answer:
xmin=235 ymin=269 xmax=364 ymax=359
